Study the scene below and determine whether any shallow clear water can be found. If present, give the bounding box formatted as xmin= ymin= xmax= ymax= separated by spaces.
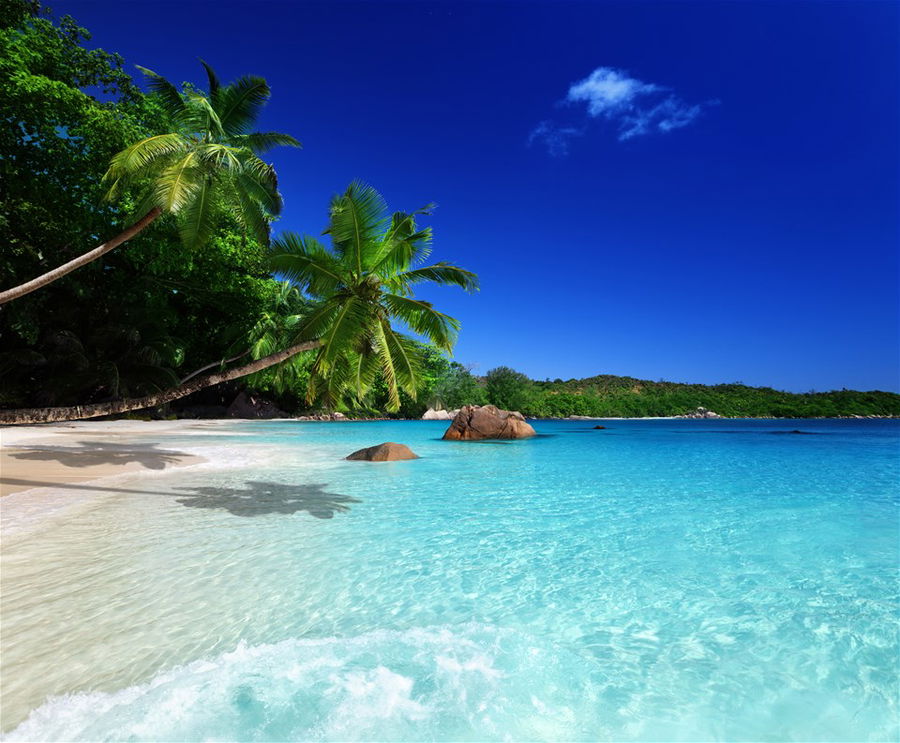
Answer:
xmin=2 ymin=419 xmax=898 ymax=741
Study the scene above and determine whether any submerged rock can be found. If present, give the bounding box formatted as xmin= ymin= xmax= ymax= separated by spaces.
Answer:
xmin=442 ymin=405 xmax=536 ymax=441
xmin=593 ymin=425 xmax=607 ymax=429
xmin=346 ymin=442 xmax=419 ymax=461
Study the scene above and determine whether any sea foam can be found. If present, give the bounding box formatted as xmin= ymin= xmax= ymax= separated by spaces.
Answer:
xmin=6 ymin=625 xmax=599 ymax=742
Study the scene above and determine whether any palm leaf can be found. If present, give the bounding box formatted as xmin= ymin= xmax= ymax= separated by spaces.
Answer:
xmin=327 ymin=181 xmax=388 ymax=275
xmin=381 ymin=293 xmax=460 ymax=351
xmin=317 ymin=295 xmax=371 ymax=369
xmin=235 ymin=170 xmax=282 ymax=217
xmin=232 ymin=184 xmax=270 ymax=244
xmin=291 ymin=299 xmax=341 ymax=343
xmin=381 ymin=324 xmax=421 ymax=397
xmin=351 ymin=350 xmax=382 ymax=398
xmin=216 ymin=74 xmax=270 ymax=135
xmin=104 ymin=133 xmax=188 ymax=186
xmin=269 ymin=233 xmax=345 ymax=297
xmin=185 ymin=91 xmax=225 ymax=139
xmin=390 ymin=262 xmax=479 ymax=293
xmin=197 ymin=143 xmax=242 ymax=172
xmin=178 ymin=176 xmax=213 ymax=248
xmin=233 ymin=132 xmax=302 ymax=154
xmin=154 ymin=151 xmax=201 ymax=213
xmin=199 ymin=59 xmax=220 ymax=104
xmin=371 ymin=207 xmax=434 ymax=270
xmin=136 ymin=65 xmax=187 ymax=121
xmin=372 ymin=321 xmax=400 ymax=411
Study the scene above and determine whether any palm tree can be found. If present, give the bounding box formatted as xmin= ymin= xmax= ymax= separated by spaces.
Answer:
xmin=0 ymin=61 xmax=299 ymax=304
xmin=270 ymin=181 xmax=479 ymax=411
xmin=0 ymin=183 xmax=477 ymax=424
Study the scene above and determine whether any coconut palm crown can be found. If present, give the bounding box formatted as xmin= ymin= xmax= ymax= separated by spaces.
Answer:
xmin=104 ymin=61 xmax=300 ymax=248
xmin=269 ymin=181 xmax=478 ymax=410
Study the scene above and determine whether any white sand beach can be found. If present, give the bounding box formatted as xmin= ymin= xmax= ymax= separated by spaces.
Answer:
xmin=0 ymin=420 xmax=220 ymax=497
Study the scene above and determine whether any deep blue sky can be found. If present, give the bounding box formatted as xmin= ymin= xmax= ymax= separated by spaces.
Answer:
xmin=64 ymin=1 xmax=899 ymax=392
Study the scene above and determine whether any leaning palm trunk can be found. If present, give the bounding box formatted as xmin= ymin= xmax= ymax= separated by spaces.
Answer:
xmin=0 ymin=340 xmax=321 ymax=425
xmin=0 ymin=208 xmax=163 ymax=305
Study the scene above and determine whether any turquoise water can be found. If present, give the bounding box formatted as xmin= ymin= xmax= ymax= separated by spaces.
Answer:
xmin=2 ymin=419 xmax=898 ymax=741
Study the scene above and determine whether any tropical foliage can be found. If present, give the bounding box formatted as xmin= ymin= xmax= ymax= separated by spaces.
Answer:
xmin=103 ymin=60 xmax=299 ymax=250
xmin=0 ymin=4 xmax=289 ymax=408
xmin=437 ymin=369 xmax=900 ymax=419
xmin=0 ymin=23 xmax=298 ymax=304
xmin=270 ymin=182 xmax=478 ymax=411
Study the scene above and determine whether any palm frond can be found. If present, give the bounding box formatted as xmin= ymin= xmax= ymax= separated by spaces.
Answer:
xmin=351 ymin=350 xmax=382 ymax=398
xmin=185 ymin=91 xmax=225 ymax=139
xmin=390 ymin=262 xmax=480 ymax=294
xmin=234 ymin=168 xmax=282 ymax=216
xmin=232 ymin=132 xmax=302 ymax=154
xmin=154 ymin=151 xmax=202 ymax=213
xmin=136 ymin=65 xmax=187 ymax=121
xmin=178 ymin=176 xmax=214 ymax=248
xmin=291 ymin=299 xmax=341 ymax=343
xmin=103 ymin=133 xmax=188 ymax=187
xmin=327 ymin=181 xmax=388 ymax=275
xmin=197 ymin=143 xmax=242 ymax=172
xmin=316 ymin=295 xmax=371 ymax=370
xmin=216 ymin=74 xmax=270 ymax=135
xmin=269 ymin=233 xmax=344 ymax=297
xmin=371 ymin=207 xmax=434 ymax=270
xmin=382 ymin=293 xmax=460 ymax=351
xmin=230 ymin=180 xmax=270 ymax=244
xmin=307 ymin=351 xmax=355 ymax=409
xmin=372 ymin=321 xmax=400 ymax=411
xmin=199 ymin=59 xmax=220 ymax=104
xmin=381 ymin=324 xmax=422 ymax=397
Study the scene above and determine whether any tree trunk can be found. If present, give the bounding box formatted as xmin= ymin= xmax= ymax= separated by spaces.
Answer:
xmin=179 ymin=350 xmax=250 ymax=385
xmin=0 ymin=208 xmax=163 ymax=305
xmin=0 ymin=340 xmax=322 ymax=424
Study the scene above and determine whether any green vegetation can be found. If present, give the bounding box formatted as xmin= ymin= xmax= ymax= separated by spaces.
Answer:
xmin=1 ymin=3 xmax=290 ymax=411
xmin=0 ymin=4 xmax=476 ymax=423
xmin=444 ymin=370 xmax=900 ymax=419
xmin=268 ymin=181 xmax=478 ymax=411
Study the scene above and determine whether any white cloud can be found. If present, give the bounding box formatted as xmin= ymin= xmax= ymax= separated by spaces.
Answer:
xmin=566 ymin=67 xmax=660 ymax=117
xmin=530 ymin=66 xmax=710 ymax=154
xmin=527 ymin=121 xmax=583 ymax=157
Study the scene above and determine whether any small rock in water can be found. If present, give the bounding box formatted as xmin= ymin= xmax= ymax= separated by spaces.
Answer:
xmin=593 ymin=425 xmax=607 ymax=430
xmin=346 ymin=442 xmax=419 ymax=461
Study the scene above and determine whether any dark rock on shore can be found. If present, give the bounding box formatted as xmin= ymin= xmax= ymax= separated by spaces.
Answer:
xmin=442 ymin=405 xmax=536 ymax=441
xmin=346 ymin=442 xmax=419 ymax=461
xmin=295 ymin=411 xmax=348 ymax=421
xmin=227 ymin=392 xmax=288 ymax=419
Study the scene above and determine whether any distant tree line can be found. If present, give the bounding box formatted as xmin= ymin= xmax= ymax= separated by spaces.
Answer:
xmin=349 ymin=364 xmax=899 ymax=420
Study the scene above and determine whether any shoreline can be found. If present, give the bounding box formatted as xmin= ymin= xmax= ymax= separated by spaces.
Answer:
xmin=3 ymin=414 xmax=896 ymax=498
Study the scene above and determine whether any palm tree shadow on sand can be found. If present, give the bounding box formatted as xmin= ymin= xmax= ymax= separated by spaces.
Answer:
xmin=8 ymin=441 xmax=191 ymax=469
xmin=173 ymin=481 xmax=361 ymax=519
xmin=0 ymin=476 xmax=361 ymax=520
